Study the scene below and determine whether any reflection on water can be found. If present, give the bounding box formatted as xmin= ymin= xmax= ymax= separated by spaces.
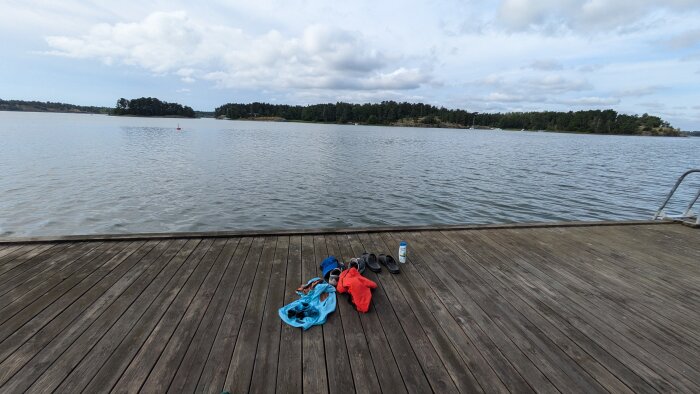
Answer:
xmin=1 ymin=111 xmax=699 ymax=236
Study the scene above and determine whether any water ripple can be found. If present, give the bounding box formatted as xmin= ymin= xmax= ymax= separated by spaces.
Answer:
xmin=1 ymin=111 xmax=699 ymax=236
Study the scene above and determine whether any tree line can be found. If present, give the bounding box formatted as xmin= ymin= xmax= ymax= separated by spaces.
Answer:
xmin=215 ymin=101 xmax=679 ymax=135
xmin=113 ymin=97 xmax=195 ymax=118
xmin=0 ymin=99 xmax=109 ymax=114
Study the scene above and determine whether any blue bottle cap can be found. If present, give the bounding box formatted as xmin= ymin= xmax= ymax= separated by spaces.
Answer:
xmin=400 ymin=241 xmax=407 ymax=246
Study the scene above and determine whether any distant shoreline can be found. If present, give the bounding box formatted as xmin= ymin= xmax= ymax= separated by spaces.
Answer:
xmin=216 ymin=116 xmax=687 ymax=137
xmin=0 ymin=110 xmax=208 ymax=119
xmin=0 ymin=109 xmax=107 ymax=115
xmin=0 ymin=109 xmax=691 ymax=137
xmin=108 ymin=114 xmax=193 ymax=119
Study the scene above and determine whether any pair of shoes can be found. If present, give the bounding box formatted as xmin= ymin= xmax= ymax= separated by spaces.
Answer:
xmin=362 ymin=252 xmax=400 ymax=274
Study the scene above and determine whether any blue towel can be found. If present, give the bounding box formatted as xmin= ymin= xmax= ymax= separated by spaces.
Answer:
xmin=279 ymin=277 xmax=336 ymax=330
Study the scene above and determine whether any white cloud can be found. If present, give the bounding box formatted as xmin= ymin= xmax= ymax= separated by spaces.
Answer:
xmin=484 ymin=92 xmax=527 ymax=102
xmin=44 ymin=11 xmax=432 ymax=93
xmin=526 ymin=60 xmax=564 ymax=71
xmin=1 ymin=0 xmax=699 ymax=128
xmin=175 ymin=68 xmax=196 ymax=83
xmin=477 ymin=73 xmax=591 ymax=97
xmin=45 ymin=11 xmax=218 ymax=73
xmin=640 ymin=101 xmax=665 ymax=109
xmin=559 ymin=96 xmax=620 ymax=106
xmin=497 ymin=0 xmax=700 ymax=33
xmin=663 ymin=29 xmax=700 ymax=49
xmin=615 ymin=86 xmax=665 ymax=97
xmin=578 ymin=64 xmax=604 ymax=73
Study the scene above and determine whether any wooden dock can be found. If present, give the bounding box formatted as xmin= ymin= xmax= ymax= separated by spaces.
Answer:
xmin=0 ymin=221 xmax=697 ymax=393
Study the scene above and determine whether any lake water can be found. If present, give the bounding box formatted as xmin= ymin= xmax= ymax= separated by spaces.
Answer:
xmin=1 ymin=111 xmax=699 ymax=237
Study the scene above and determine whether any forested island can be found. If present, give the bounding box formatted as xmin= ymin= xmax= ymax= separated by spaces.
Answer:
xmin=215 ymin=101 xmax=681 ymax=136
xmin=0 ymin=99 xmax=109 ymax=114
xmin=113 ymin=97 xmax=195 ymax=118
xmin=1 ymin=97 xmax=689 ymax=136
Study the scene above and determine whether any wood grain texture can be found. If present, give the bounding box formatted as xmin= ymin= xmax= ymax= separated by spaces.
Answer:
xmin=0 ymin=222 xmax=696 ymax=393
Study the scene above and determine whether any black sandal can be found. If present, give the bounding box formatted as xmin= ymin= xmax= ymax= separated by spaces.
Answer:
xmin=379 ymin=254 xmax=400 ymax=274
xmin=363 ymin=252 xmax=381 ymax=273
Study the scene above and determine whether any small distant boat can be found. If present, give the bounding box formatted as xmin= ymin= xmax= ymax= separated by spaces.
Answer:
xmin=176 ymin=123 xmax=181 ymax=130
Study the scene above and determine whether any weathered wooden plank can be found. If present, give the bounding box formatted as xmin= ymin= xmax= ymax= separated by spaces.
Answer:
xmin=0 ymin=243 xmax=46 ymax=266
xmin=335 ymin=234 xmax=408 ymax=394
xmin=0 ymin=242 xmax=123 ymax=347
xmin=166 ymin=238 xmax=245 ymax=393
xmin=0 ymin=241 xmax=144 ymax=361
xmin=0 ymin=245 xmax=23 ymax=261
xmin=414 ymin=230 xmax=611 ymax=393
xmin=396 ymin=229 xmax=539 ymax=393
xmin=0 ymin=242 xmax=112 ymax=322
xmin=358 ymin=232 xmax=460 ymax=393
xmin=249 ymin=236 xmax=289 ymax=394
xmin=299 ymin=235 xmax=328 ymax=393
xmin=373 ymin=231 xmax=492 ymax=394
xmin=429 ymin=230 xmax=636 ymax=394
xmin=0 ymin=222 xmax=696 ymax=394
xmin=0 ymin=240 xmax=151 ymax=388
xmin=525 ymin=227 xmax=700 ymax=348
xmin=486 ymin=228 xmax=700 ymax=385
xmin=565 ymin=227 xmax=699 ymax=300
xmin=346 ymin=233 xmax=432 ymax=394
xmin=276 ymin=235 xmax=303 ymax=394
xmin=325 ymin=234 xmax=382 ymax=394
xmin=109 ymin=239 xmax=221 ymax=392
xmin=54 ymin=239 xmax=199 ymax=393
xmin=612 ymin=225 xmax=700 ymax=268
xmin=80 ymin=239 xmax=209 ymax=393
xmin=0 ymin=244 xmax=52 ymax=277
xmin=14 ymin=240 xmax=181 ymax=393
xmin=194 ymin=237 xmax=264 ymax=394
xmin=223 ymin=237 xmax=277 ymax=393
xmin=139 ymin=239 xmax=235 ymax=392
xmin=0 ymin=220 xmax=667 ymax=245
xmin=397 ymin=231 xmax=559 ymax=394
xmin=0 ymin=244 xmax=68 ymax=290
xmin=559 ymin=226 xmax=700 ymax=302
xmin=440 ymin=229 xmax=665 ymax=393
xmin=454 ymin=229 xmax=698 ymax=392
xmin=0 ymin=242 xmax=92 ymax=295
xmin=0 ymin=243 xmax=120 ymax=321
xmin=313 ymin=234 xmax=355 ymax=394
xmin=379 ymin=231 xmax=510 ymax=393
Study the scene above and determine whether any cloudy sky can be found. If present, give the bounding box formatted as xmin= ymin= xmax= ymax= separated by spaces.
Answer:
xmin=1 ymin=0 xmax=699 ymax=129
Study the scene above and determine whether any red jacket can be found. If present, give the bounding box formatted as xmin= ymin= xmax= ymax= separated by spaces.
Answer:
xmin=336 ymin=268 xmax=377 ymax=313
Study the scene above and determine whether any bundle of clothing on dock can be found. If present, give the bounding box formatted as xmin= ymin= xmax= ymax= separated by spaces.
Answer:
xmin=279 ymin=253 xmax=400 ymax=329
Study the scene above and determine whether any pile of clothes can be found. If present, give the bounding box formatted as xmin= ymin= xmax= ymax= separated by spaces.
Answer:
xmin=320 ymin=255 xmax=378 ymax=313
xmin=280 ymin=252 xmax=400 ymax=329
xmin=278 ymin=278 xmax=337 ymax=330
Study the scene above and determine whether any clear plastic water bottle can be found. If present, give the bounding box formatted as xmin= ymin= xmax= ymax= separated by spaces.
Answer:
xmin=398 ymin=241 xmax=407 ymax=263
